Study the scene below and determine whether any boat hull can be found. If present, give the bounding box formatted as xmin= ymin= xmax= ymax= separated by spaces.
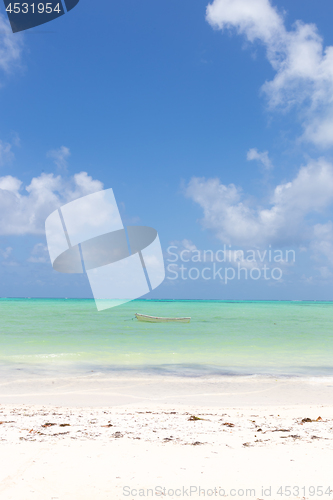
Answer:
xmin=135 ymin=313 xmax=191 ymax=323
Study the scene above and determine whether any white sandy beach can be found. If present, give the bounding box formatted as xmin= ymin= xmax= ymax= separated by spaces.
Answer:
xmin=1 ymin=377 xmax=333 ymax=499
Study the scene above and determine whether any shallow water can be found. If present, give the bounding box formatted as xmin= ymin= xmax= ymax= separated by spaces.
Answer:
xmin=0 ymin=299 xmax=333 ymax=377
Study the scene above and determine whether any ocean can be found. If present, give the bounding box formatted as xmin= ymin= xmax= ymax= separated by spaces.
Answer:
xmin=0 ymin=299 xmax=333 ymax=378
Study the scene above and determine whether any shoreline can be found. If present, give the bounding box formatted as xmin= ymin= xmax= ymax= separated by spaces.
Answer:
xmin=1 ymin=373 xmax=333 ymax=407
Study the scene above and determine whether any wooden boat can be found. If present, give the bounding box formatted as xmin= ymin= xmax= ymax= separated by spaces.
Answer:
xmin=135 ymin=313 xmax=191 ymax=323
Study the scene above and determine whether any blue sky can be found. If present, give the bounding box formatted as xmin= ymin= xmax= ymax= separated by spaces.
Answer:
xmin=1 ymin=0 xmax=333 ymax=301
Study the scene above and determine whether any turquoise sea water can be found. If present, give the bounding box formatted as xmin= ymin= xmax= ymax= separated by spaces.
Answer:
xmin=0 ymin=299 xmax=333 ymax=377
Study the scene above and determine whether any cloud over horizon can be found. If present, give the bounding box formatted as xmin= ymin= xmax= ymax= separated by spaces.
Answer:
xmin=185 ymin=159 xmax=333 ymax=261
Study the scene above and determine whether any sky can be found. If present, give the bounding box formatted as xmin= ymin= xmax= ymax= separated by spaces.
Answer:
xmin=1 ymin=0 xmax=333 ymax=300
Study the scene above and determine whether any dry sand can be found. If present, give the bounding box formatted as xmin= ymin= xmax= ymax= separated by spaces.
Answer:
xmin=0 ymin=376 xmax=333 ymax=499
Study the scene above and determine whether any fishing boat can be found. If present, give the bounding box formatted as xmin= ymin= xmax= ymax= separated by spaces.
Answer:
xmin=135 ymin=313 xmax=191 ymax=323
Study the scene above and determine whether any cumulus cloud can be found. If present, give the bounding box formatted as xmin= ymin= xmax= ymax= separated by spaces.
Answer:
xmin=47 ymin=146 xmax=71 ymax=171
xmin=0 ymin=14 xmax=23 ymax=77
xmin=0 ymin=171 xmax=104 ymax=235
xmin=247 ymin=148 xmax=273 ymax=170
xmin=206 ymin=0 xmax=333 ymax=147
xmin=185 ymin=158 xmax=333 ymax=247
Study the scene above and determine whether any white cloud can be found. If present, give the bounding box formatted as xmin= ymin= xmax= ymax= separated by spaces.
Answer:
xmin=0 ymin=14 xmax=23 ymax=76
xmin=69 ymin=172 xmax=104 ymax=200
xmin=47 ymin=146 xmax=71 ymax=171
xmin=206 ymin=0 xmax=283 ymax=44
xmin=0 ymin=174 xmax=21 ymax=192
xmin=206 ymin=0 xmax=333 ymax=147
xmin=247 ymin=148 xmax=273 ymax=170
xmin=27 ymin=243 xmax=48 ymax=263
xmin=185 ymin=158 xmax=333 ymax=247
xmin=0 ymin=171 xmax=104 ymax=235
